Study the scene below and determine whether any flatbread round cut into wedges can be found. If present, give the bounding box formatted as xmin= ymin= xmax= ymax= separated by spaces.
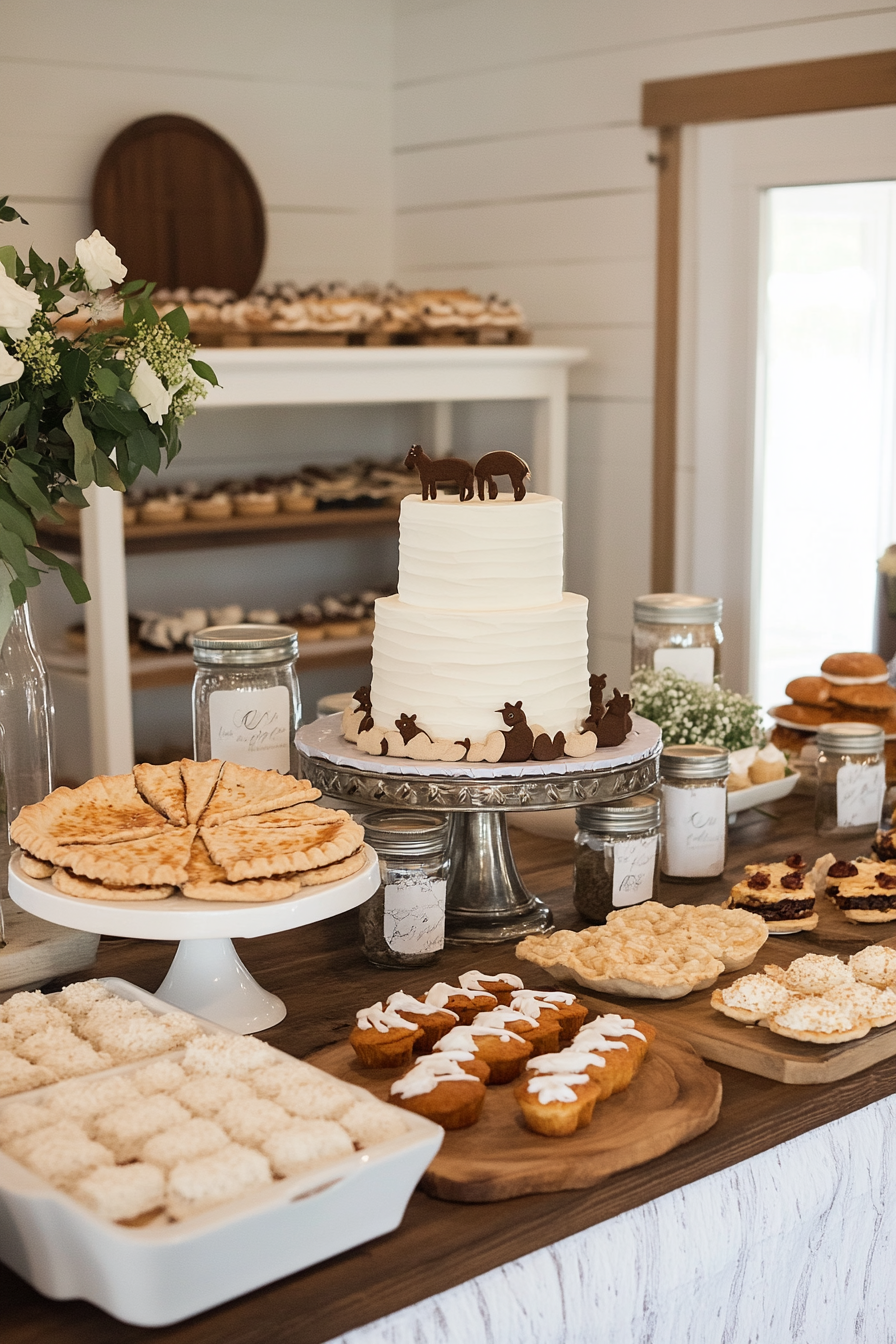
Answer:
xmin=53 ymin=825 xmax=197 ymax=888
xmin=180 ymin=835 xmax=366 ymax=902
xmin=197 ymin=762 xmax=320 ymax=827
xmin=200 ymin=814 xmax=364 ymax=882
xmin=180 ymin=758 xmax=223 ymax=826
xmin=52 ymin=867 xmax=176 ymax=902
xmin=134 ymin=762 xmax=187 ymax=826
xmin=11 ymin=774 xmax=170 ymax=863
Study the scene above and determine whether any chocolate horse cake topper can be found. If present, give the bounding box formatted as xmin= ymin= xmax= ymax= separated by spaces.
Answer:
xmin=405 ymin=445 xmax=474 ymax=500
xmin=474 ymin=452 xmax=530 ymax=502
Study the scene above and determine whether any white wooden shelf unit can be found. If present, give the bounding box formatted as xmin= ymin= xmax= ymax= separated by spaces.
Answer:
xmin=78 ymin=345 xmax=586 ymax=775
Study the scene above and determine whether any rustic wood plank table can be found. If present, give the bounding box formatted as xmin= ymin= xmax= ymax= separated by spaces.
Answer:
xmin=5 ymin=792 xmax=895 ymax=1344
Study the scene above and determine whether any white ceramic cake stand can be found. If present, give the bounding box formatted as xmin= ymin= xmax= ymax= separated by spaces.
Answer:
xmin=297 ymin=716 xmax=662 ymax=944
xmin=6 ymin=846 xmax=379 ymax=1034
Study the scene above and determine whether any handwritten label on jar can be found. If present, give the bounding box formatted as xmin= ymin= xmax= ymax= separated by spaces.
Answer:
xmin=653 ymin=647 xmax=715 ymax=686
xmin=836 ymin=761 xmax=886 ymax=829
xmin=611 ymin=835 xmax=658 ymax=907
xmin=661 ymin=782 xmax=726 ymax=877
xmin=384 ymin=876 xmax=447 ymax=955
xmin=208 ymin=686 xmax=291 ymax=773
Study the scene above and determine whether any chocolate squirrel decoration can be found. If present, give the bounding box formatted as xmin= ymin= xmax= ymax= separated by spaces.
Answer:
xmin=596 ymin=688 xmax=633 ymax=747
xmin=354 ymin=685 xmax=374 ymax=734
xmin=581 ymin=673 xmax=607 ymax=736
xmin=474 ymin=451 xmax=530 ymax=502
xmin=405 ymin=445 xmax=474 ymax=501
xmin=395 ymin=712 xmax=424 ymax=744
xmin=495 ymin=701 xmax=565 ymax=762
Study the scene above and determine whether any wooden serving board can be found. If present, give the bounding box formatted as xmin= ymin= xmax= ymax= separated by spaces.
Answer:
xmin=0 ymin=900 xmax=99 ymax=994
xmin=310 ymin=1029 xmax=721 ymax=1203
xmin=571 ymin=933 xmax=896 ymax=1086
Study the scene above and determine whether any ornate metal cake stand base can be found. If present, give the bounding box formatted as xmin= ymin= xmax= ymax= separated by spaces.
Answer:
xmin=298 ymin=724 xmax=661 ymax=945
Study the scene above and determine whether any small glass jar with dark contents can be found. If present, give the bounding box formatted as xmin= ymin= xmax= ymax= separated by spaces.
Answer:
xmin=357 ymin=810 xmax=449 ymax=968
xmin=573 ymin=794 xmax=661 ymax=925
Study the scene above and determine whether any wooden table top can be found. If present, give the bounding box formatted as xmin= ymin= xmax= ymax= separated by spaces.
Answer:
xmin=6 ymin=791 xmax=896 ymax=1344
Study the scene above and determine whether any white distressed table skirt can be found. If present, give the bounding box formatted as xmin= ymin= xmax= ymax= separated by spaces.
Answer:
xmin=327 ymin=1094 xmax=896 ymax=1344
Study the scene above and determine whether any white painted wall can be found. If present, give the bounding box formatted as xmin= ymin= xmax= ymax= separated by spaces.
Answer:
xmin=392 ymin=0 xmax=896 ymax=688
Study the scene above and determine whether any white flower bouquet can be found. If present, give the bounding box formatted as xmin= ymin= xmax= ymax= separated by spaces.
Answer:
xmin=631 ymin=667 xmax=765 ymax=751
xmin=0 ymin=197 xmax=217 ymax=633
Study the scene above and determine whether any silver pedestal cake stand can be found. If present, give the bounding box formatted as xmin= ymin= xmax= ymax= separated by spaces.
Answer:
xmin=296 ymin=715 xmax=662 ymax=943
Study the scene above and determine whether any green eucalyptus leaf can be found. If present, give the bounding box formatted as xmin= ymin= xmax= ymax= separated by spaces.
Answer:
xmin=189 ymin=358 xmax=219 ymax=387
xmin=0 ymin=401 xmax=30 ymax=445
xmin=0 ymin=245 xmax=17 ymax=279
xmin=91 ymin=399 xmax=144 ymax=437
xmin=166 ymin=421 xmax=181 ymax=465
xmin=0 ymin=495 xmax=36 ymax=544
xmin=9 ymin=577 xmax=26 ymax=607
xmin=59 ymin=483 xmax=87 ymax=508
xmin=119 ymin=279 xmax=146 ymax=296
xmin=0 ymin=576 xmax=14 ymax=648
xmin=162 ymin=306 xmax=189 ymax=338
xmin=61 ymin=347 xmax=90 ymax=396
xmin=92 ymin=450 xmax=124 ymax=492
xmin=127 ymin=424 xmax=162 ymax=474
xmin=114 ymin=385 xmax=140 ymax=413
xmin=4 ymin=458 xmax=56 ymax=518
xmin=0 ymin=526 xmax=42 ymax=586
xmin=27 ymin=546 xmax=90 ymax=604
xmin=62 ymin=402 xmax=97 ymax=488
xmin=93 ymin=367 xmax=120 ymax=398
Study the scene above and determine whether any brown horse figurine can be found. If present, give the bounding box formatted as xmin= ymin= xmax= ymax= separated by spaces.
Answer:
xmin=405 ymin=445 xmax=474 ymax=501
xmin=474 ymin=451 xmax=530 ymax=501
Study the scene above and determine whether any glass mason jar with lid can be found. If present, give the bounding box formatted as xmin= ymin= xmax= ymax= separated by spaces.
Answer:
xmin=632 ymin=593 xmax=723 ymax=686
xmin=573 ymin=794 xmax=661 ymax=924
xmin=815 ymin=722 xmax=886 ymax=837
xmin=659 ymin=744 xmax=729 ymax=881
xmin=357 ymin=810 xmax=449 ymax=968
xmin=192 ymin=624 xmax=301 ymax=775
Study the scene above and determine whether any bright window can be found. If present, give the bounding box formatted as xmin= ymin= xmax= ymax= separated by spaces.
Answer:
xmin=754 ymin=180 xmax=896 ymax=710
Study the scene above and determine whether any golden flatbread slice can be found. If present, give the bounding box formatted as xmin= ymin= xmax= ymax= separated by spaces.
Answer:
xmin=10 ymin=775 xmax=171 ymax=863
xmin=52 ymin=867 xmax=175 ymax=902
xmin=180 ymin=835 xmax=306 ymax=903
xmin=198 ymin=762 xmax=320 ymax=827
xmin=19 ymin=851 xmax=55 ymax=880
xmin=134 ymin=761 xmax=187 ymax=826
xmin=250 ymin=802 xmax=342 ymax=825
xmin=180 ymin=758 xmax=223 ymax=826
xmin=297 ymin=847 xmax=366 ymax=887
xmin=53 ymin=825 xmax=197 ymax=888
xmin=200 ymin=815 xmax=364 ymax=881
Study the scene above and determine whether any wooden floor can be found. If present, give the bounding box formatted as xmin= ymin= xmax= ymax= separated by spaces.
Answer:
xmin=6 ymin=793 xmax=896 ymax=1344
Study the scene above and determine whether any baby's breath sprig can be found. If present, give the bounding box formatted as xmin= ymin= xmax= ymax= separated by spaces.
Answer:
xmin=631 ymin=667 xmax=765 ymax=751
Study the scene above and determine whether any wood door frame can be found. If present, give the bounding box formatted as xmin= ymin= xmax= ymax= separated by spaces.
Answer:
xmin=642 ymin=49 xmax=896 ymax=589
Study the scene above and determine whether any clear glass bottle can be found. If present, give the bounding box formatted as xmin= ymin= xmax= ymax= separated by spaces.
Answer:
xmin=659 ymin=744 xmax=729 ymax=881
xmin=815 ymin=722 xmax=886 ymax=838
xmin=0 ymin=603 xmax=55 ymax=922
xmin=632 ymin=593 xmax=723 ymax=686
xmin=357 ymin=810 xmax=449 ymax=968
xmin=573 ymin=794 xmax=661 ymax=924
xmin=192 ymin=625 xmax=301 ymax=775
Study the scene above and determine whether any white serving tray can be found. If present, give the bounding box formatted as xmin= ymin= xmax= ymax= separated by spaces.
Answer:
xmin=0 ymin=978 xmax=442 ymax=1327
xmin=726 ymin=772 xmax=799 ymax=814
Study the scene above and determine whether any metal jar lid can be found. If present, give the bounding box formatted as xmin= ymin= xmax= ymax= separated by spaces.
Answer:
xmin=633 ymin=593 xmax=723 ymax=625
xmin=360 ymin=809 xmax=448 ymax=858
xmin=660 ymin=743 xmax=729 ymax=780
xmin=816 ymin=722 xmax=885 ymax=754
xmin=576 ymin=793 xmax=661 ymax=835
xmin=192 ymin=624 xmax=299 ymax=667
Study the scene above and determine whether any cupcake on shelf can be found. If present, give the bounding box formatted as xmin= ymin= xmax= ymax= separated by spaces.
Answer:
xmin=278 ymin=479 xmax=316 ymax=514
xmin=514 ymin=1070 xmax=600 ymax=1136
xmin=389 ymin=1055 xmax=486 ymax=1129
xmin=139 ymin=489 xmax=188 ymax=524
xmin=289 ymin=602 xmax=327 ymax=643
xmin=188 ymin=487 xmax=233 ymax=521
xmin=321 ymin=595 xmax=362 ymax=639
xmin=233 ymin=478 xmax=279 ymax=517
xmin=349 ymin=1003 xmax=423 ymax=1068
xmin=434 ymin=1022 xmax=532 ymax=1084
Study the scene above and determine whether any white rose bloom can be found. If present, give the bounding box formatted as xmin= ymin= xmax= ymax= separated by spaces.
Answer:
xmin=130 ymin=359 xmax=171 ymax=425
xmin=0 ymin=345 xmax=24 ymax=386
xmin=0 ymin=273 xmax=40 ymax=340
xmin=75 ymin=230 xmax=127 ymax=291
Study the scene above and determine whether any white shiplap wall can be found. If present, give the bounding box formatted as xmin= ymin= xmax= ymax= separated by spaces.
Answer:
xmin=392 ymin=0 xmax=896 ymax=686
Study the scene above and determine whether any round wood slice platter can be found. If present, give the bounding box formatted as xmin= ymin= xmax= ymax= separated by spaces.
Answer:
xmin=309 ymin=1030 xmax=722 ymax=1203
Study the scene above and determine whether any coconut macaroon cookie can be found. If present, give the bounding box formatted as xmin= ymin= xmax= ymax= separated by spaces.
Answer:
xmin=725 ymin=855 xmax=818 ymax=933
xmin=711 ymin=973 xmax=797 ymax=1024
xmin=764 ymin=953 xmax=854 ymax=996
xmin=767 ymin=998 xmax=871 ymax=1044
xmin=849 ymin=943 xmax=896 ymax=989
xmin=822 ymin=982 xmax=896 ymax=1028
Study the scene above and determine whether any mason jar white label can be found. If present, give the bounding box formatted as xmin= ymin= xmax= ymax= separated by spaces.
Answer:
xmin=384 ymin=875 xmax=446 ymax=955
xmin=653 ymin=646 xmax=715 ymax=686
xmin=661 ymin=782 xmax=726 ymax=877
xmin=611 ymin=835 xmax=657 ymax=907
xmin=836 ymin=761 xmax=886 ymax=829
xmin=208 ymin=686 xmax=291 ymax=772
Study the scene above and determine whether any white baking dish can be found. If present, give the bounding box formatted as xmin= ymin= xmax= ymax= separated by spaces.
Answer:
xmin=0 ymin=978 xmax=442 ymax=1326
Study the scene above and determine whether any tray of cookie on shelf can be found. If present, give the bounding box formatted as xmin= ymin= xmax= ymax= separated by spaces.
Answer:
xmin=309 ymin=970 xmax=721 ymax=1203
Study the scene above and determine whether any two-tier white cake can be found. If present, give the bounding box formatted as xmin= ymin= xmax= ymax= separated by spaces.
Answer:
xmin=370 ymin=492 xmax=590 ymax=744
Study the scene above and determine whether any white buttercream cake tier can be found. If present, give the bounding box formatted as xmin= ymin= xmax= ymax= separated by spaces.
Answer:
xmin=370 ymin=593 xmax=590 ymax=742
xmin=397 ymin=492 xmax=562 ymax=611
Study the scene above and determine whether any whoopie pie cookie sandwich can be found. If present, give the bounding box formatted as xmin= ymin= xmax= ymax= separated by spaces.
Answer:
xmin=823 ymin=859 xmax=896 ymax=924
xmin=724 ymin=854 xmax=818 ymax=933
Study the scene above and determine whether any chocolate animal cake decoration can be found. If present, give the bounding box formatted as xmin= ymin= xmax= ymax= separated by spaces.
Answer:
xmin=595 ymin=689 xmax=633 ymax=748
xmin=497 ymin=701 xmax=534 ymax=763
xmin=405 ymin=444 xmax=475 ymax=501
xmin=473 ymin=451 xmax=530 ymax=502
xmin=582 ymin=674 xmax=607 ymax=736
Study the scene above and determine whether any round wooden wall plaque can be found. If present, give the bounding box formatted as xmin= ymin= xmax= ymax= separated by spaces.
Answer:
xmin=92 ymin=114 xmax=266 ymax=296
